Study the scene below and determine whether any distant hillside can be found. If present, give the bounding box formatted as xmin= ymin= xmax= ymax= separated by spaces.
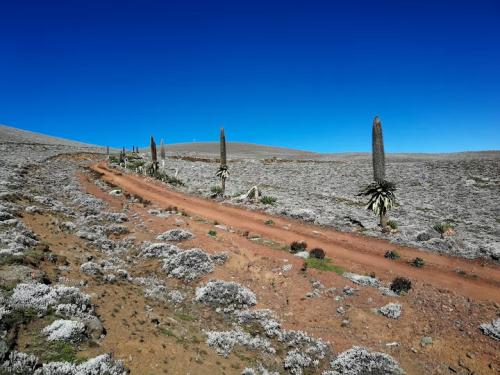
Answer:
xmin=2 ymin=124 xmax=498 ymax=160
xmin=161 ymin=141 xmax=316 ymax=159
xmin=0 ymin=124 xmax=99 ymax=148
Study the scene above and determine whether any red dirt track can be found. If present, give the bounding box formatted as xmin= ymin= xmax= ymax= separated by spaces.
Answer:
xmin=91 ymin=162 xmax=500 ymax=303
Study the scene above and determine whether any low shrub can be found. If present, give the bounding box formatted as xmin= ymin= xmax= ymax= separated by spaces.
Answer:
xmin=208 ymin=230 xmax=217 ymax=237
xmin=433 ymin=222 xmax=454 ymax=235
xmin=384 ymin=250 xmax=400 ymax=260
xmin=260 ymin=196 xmax=277 ymax=205
xmin=309 ymin=248 xmax=325 ymax=259
xmin=290 ymin=241 xmax=307 ymax=253
xmin=411 ymin=257 xmax=425 ymax=268
xmin=390 ymin=277 xmax=412 ymax=295
xmin=386 ymin=220 xmax=398 ymax=230
xmin=264 ymin=220 xmax=275 ymax=226
xmin=210 ymin=186 xmax=223 ymax=196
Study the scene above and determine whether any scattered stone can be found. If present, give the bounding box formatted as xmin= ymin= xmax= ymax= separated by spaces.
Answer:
xmin=116 ymin=269 xmax=129 ymax=279
xmin=420 ymin=336 xmax=433 ymax=347
xmin=282 ymin=264 xmax=293 ymax=272
xmin=104 ymin=274 xmax=117 ymax=283
xmin=25 ymin=206 xmax=41 ymax=214
xmin=147 ymin=209 xmax=171 ymax=218
xmin=479 ymin=318 xmax=500 ymax=341
xmin=379 ymin=287 xmax=399 ymax=297
xmin=343 ymin=286 xmax=357 ymax=296
xmin=379 ymin=303 xmax=402 ymax=319
xmin=416 ymin=232 xmax=431 ymax=242
xmin=294 ymin=251 xmax=309 ymax=259
xmin=343 ymin=272 xmax=380 ymax=288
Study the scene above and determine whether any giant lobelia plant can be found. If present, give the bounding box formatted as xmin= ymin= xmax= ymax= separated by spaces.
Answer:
xmin=216 ymin=127 xmax=229 ymax=195
xmin=358 ymin=116 xmax=397 ymax=230
xmin=160 ymin=138 xmax=166 ymax=171
xmin=149 ymin=136 xmax=159 ymax=175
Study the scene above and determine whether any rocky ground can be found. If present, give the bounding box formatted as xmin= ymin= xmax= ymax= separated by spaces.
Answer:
xmin=161 ymin=152 xmax=500 ymax=260
xmin=1 ymin=130 xmax=499 ymax=374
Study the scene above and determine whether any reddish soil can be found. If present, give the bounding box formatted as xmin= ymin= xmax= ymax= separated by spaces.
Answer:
xmin=91 ymin=162 xmax=500 ymax=303
xmin=15 ymin=156 xmax=499 ymax=375
xmin=78 ymin=161 xmax=500 ymax=374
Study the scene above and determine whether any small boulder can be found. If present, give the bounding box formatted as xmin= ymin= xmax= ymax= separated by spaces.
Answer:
xmin=379 ymin=303 xmax=402 ymax=319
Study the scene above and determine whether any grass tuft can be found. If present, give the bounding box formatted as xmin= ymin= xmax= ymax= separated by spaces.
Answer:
xmin=260 ymin=196 xmax=277 ymax=205
xmin=305 ymin=257 xmax=344 ymax=274
xmin=386 ymin=220 xmax=398 ymax=230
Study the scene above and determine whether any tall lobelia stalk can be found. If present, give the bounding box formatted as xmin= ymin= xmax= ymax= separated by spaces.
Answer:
xmin=160 ymin=139 xmax=166 ymax=171
xmin=150 ymin=136 xmax=158 ymax=174
xmin=372 ymin=116 xmax=385 ymax=183
xmin=358 ymin=116 xmax=396 ymax=231
xmin=106 ymin=146 xmax=109 ymax=160
xmin=216 ymin=127 xmax=229 ymax=195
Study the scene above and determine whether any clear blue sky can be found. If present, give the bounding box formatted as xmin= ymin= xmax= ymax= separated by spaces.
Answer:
xmin=1 ymin=0 xmax=499 ymax=152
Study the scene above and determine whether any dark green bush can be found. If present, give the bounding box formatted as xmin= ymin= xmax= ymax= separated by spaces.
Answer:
xmin=390 ymin=277 xmax=412 ymax=295
xmin=309 ymin=248 xmax=325 ymax=259
xmin=384 ymin=250 xmax=400 ymax=260
xmin=411 ymin=257 xmax=425 ymax=268
xmin=290 ymin=241 xmax=307 ymax=254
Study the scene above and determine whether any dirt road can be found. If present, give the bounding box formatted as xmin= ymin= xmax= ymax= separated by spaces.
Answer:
xmin=91 ymin=162 xmax=500 ymax=303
